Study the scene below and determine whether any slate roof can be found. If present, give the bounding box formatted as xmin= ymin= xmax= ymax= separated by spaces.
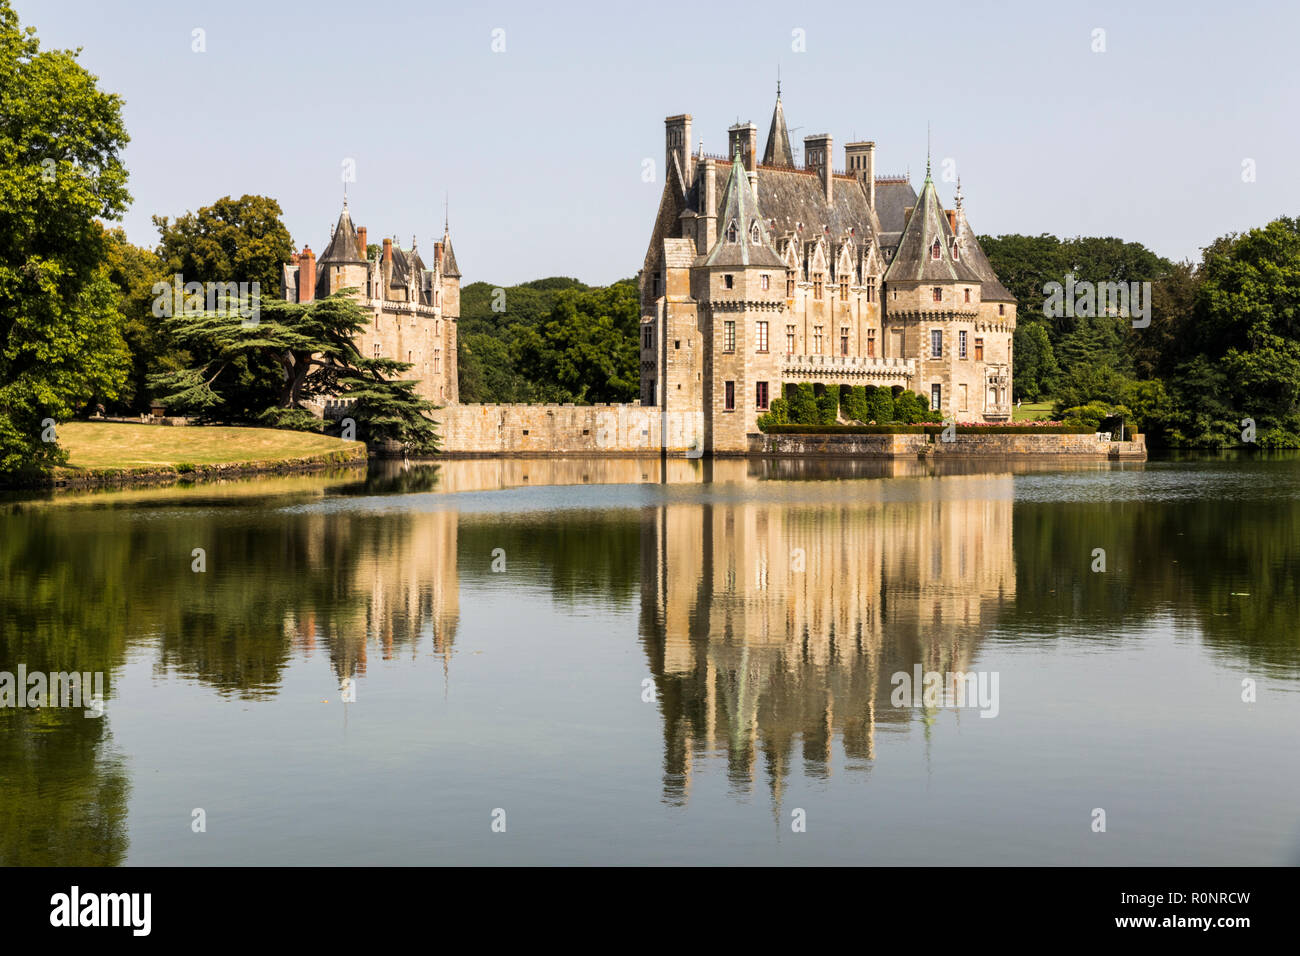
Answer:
xmin=440 ymin=233 xmax=461 ymax=277
xmin=873 ymin=179 xmax=917 ymax=253
xmin=746 ymin=165 xmax=878 ymax=248
xmin=319 ymin=203 xmax=365 ymax=264
xmin=882 ymin=171 xmax=981 ymax=283
xmin=954 ymin=204 xmax=1016 ymax=302
xmin=699 ymin=153 xmax=786 ymax=268
xmin=762 ymin=93 xmax=795 ymax=167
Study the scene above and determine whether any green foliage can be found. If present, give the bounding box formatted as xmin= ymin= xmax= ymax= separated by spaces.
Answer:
xmin=509 ymin=280 xmax=639 ymax=403
xmin=0 ymin=1 xmax=132 ymax=478
xmin=756 ymin=397 xmax=790 ymax=430
xmin=1012 ymin=321 xmax=1059 ymax=401
xmin=893 ymin=391 xmax=924 ymax=424
xmin=867 ymin=386 xmax=895 ymax=424
xmin=153 ymin=194 xmax=294 ymax=299
xmin=816 ymin=389 xmax=839 ymax=424
xmin=149 ymin=293 xmax=438 ymax=452
xmin=842 ymin=386 xmax=868 ymax=423
xmin=785 ymin=383 xmax=819 ymax=424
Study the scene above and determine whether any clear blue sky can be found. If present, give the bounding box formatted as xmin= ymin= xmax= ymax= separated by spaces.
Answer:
xmin=16 ymin=0 xmax=1300 ymax=286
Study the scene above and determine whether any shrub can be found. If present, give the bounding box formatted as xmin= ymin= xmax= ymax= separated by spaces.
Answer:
xmin=816 ymin=390 xmax=839 ymax=424
xmin=866 ymin=386 xmax=894 ymax=424
xmin=786 ymin=383 xmax=819 ymax=425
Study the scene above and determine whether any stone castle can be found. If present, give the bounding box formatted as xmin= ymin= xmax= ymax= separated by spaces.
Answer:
xmin=281 ymin=200 xmax=461 ymax=407
xmin=640 ymin=89 xmax=1017 ymax=454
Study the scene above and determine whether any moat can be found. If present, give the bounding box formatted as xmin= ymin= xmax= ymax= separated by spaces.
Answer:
xmin=2 ymin=454 xmax=1298 ymax=865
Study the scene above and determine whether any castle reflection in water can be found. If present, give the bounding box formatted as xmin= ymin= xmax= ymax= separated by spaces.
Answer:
xmin=300 ymin=457 xmax=1023 ymax=805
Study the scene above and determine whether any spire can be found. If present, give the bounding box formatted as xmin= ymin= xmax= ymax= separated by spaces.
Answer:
xmin=319 ymin=200 xmax=365 ymax=264
xmin=925 ymin=121 xmax=932 ymax=181
xmin=700 ymin=153 xmax=785 ymax=268
xmin=883 ymin=168 xmax=979 ymax=284
xmin=762 ymin=84 xmax=795 ymax=167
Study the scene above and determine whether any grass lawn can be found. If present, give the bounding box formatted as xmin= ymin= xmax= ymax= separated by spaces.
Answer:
xmin=1013 ymin=401 xmax=1055 ymax=422
xmin=57 ymin=421 xmax=361 ymax=471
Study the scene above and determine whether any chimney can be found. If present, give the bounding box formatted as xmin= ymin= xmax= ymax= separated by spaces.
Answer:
xmin=665 ymin=114 xmax=693 ymax=185
xmin=298 ymin=245 xmax=315 ymax=304
xmin=945 ymin=210 xmax=956 ymax=233
xmin=357 ymin=226 xmax=367 ymax=259
xmin=698 ymin=159 xmax=717 ymax=254
xmin=382 ymin=236 xmax=392 ymax=264
xmin=845 ymin=141 xmax=875 ymax=208
xmin=434 ymin=240 xmax=443 ymax=268
xmin=727 ymin=122 xmax=758 ymax=172
xmin=805 ymin=134 xmax=833 ymax=203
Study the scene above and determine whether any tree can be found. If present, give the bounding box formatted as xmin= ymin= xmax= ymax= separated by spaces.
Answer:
xmin=150 ymin=293 xmax=439 ymax=451
xmin=153 ymin=194 xmax=294 ymax=299
xmin=101 ymin=225 xmax=182 ymax=412
xmin=510 ymin=281 xmax=639 ymax=403
xmin=0 ymin=1 xmax=132 ymax=478
xmin=1012 ymin=320 xmax=1059 ymax=401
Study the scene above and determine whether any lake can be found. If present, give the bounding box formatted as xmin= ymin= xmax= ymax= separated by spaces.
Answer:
xmin=2 ymin=454 xmax=1298 ymax=865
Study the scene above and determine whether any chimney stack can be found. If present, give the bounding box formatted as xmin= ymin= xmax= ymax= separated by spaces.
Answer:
xmin=665 ymin=114 xmax=693 ymax=185
xmin=727 ymin=122 xmax=758 ymax=172
xmin=298 ymin=246 xmax=316 ymax=304
xmin=382 ymin=237 xmax=392 ymax=264
xmin=845 ymin=141 xmax=875 ymax=209
xmin=357 ymin=226 xmax=367 ymax=259
xmin=805 ymin=134 xmax=833 ymax=203
xmin=698 ymin=159 xmax=718 ymax=254
xmin=945 ymin=210 xmax=956 ymax=233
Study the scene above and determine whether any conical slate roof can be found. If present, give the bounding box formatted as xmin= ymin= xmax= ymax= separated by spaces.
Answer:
xmin=699 ymin=154 xmax=786 ymax=268
xmin=318 ymin=202 xmax=365 ymax=264
xmin=954 ymin=201 xmax=1016 ymax=302
xmin=440 ymin=232 xmax=461 ymax=277
xmin=882 ymin=170 xmax=980 ymax=283
xmin=762 ymin=92 xmax=795 ymax=167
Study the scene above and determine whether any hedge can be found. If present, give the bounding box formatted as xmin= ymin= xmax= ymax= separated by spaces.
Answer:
xmin=760 ymin=424 xmax=1096 ymax=435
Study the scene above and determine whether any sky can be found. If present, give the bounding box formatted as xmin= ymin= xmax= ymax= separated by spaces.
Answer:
xmin=16 ymin=0 xmax=1300 ymax=286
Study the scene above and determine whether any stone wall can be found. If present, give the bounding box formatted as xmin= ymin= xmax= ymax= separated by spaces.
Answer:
xmin=432 ymin=403 xmax=702 ymax=456
xmin=750 ymin=431 xmax=1147 ymax=459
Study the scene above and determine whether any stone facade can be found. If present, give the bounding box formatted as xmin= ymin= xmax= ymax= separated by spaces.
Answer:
xmin=640 ymin=92 xmax=1018 ymax=454
xmin=283 ymin=201 xmax=461 ymax=408
xmin=751 ymin=431 xmax=1147 ymax=459
xmin=431 ymin=403 xmax=672 ymax=456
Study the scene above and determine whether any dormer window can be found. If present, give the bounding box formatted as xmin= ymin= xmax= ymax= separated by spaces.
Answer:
xmin=930 ymin=238 xmax=942 ymax=260
xmin=726 ymin=219 xmax=738 ymax=242
xmin=750 ymin=221 xmax=761 ymax=244
xmin=951 ymin=238 xmax=960 ymax=260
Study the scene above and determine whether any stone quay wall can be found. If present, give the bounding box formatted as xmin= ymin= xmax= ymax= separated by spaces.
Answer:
xmin=749 ymin=431 xmax=1147 ymax=460
xmin=432 ymin=403 xmax=701 ymax=457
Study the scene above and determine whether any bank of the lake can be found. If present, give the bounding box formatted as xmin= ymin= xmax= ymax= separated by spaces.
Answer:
xmin=24 ymin=421 xmax=367 ymax=490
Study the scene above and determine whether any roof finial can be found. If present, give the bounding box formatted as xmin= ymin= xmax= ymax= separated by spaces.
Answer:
xmin=925 ymin=121 xmax=931 ymax=180
xmin=955 ymin=175 xmax=963 ymax=209
xmin=443 ymin=191 xmax=449 ymax=235
xmin=776 ymin=63 xmax=781 ymax=98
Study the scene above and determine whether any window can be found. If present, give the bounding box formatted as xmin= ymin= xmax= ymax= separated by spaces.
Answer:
xmin=964 ymin=288 xmax=971 ymax=303
xmin=839 ymin=276 xmax=849 ymax=301
xmin=786 ymin=272 xmax=796 ymax=297
xmin=724 ymin=380 xmax=735 ymax=411
xmin=866 ymin=276 xmax=875 ymax=303
xmin=724 ymin=274 xmax=734 ymax=290
xmin=408 ymin=350 xmax=413 ymax=362
xmin=652 ymin=271 xmax=662 ymax=297
xmin=814 ymin=326 xmax=824 ymax=354
xmin=761 ymin=274 xmax=770 ymax=291
xmin=931 ymin=384 xmax=941 ymax=410
xmin=959 ymin=383 xmax=969 ymax=411
xmin=786 ymin=325 xmax=796 ymax=354
xmin=373 ymin=342 xmax=381 ymax=358
xmin=974 ymin=337 xmax=984 ymax=361
xmin=756 ymin=381 xmax=769 ymax=410
xmin=959 ymin=330 xmax=968 ymax=358
xmin=434 ymin=349 xmax=441 ymax=372
xmin=866 ymin=329 xmax=876 ymax=358
xmin=932 ymin=287 xmax=943 ymax=303
xmin=642 ymin=326 xmax=653 ymax=350
xmin=998 ymin=303 xmax=1005 ymax=316
xmin=724 ymin=321 xmax=735 ymax=352
xmin=952 ymin=239 xmax=960 ymax=261
xmin=840 ymin=327 xmax=849 ymax=356
xmin=756 ymin=321 xmax=769 ymax=353
xmin=814 ymin=273 xmax=824 ymax=299
xmin=930 ymin=329 xmax=943 ymax=358
xmin=674 ymin=339 xmax=680 ymax=349
xmin=726 ymin=220 xmax=738 ymax=242
xmin=647 ymin=381 xmax=655 ymax=405
xmin=931 ymin=238 xmax=941 ymax=260
xmin=750 ymin=222 xmax=761 ymax=244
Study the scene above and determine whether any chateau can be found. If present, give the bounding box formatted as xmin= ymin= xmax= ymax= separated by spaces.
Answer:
xmin=281 ymin=200 xmax=461 ymax=407
xmin=640 ymin=90 xmax=1016 ymax=454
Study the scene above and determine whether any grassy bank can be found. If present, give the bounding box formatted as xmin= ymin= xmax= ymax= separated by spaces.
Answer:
xmin=43 ymin=421 xmax=367 ymax=487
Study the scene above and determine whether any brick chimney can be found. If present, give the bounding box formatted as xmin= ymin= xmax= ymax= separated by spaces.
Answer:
xmin=845 ymin=141 xmax=875 ymax=209
xmin=728 ymin=122 xmax=758 ymax=172
xmin=357 ymin=226 xmax=367 ymax=259
xmin=298 ymin=245 xmax=315 ymax=303
xmin=382 ymin=237 xmax=392 ymax=264
xmin=434 ymin=241 xmax=443 ymax=269
xmin=805 ymin=134 xmax=833 ymax=203
xmin=945 ymin=210 xmax=956 ymax=233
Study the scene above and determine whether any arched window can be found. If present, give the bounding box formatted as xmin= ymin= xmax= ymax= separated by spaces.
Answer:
xmin=750 ymin=221 xmax=761 ymax=244
xmin=726 ymin=219 xmax=738 ymax=242
xmin=930 ymin=238 xmax=942 ymax=260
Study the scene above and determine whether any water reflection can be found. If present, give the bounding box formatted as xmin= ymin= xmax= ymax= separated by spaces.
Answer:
xmin=2 ymin=456 xmax=1299 ymax=864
